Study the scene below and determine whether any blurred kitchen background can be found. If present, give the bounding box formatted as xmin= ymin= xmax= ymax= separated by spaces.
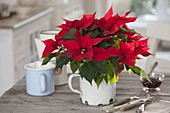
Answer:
xmin=0 ymin=0 xmax=170 ymax=96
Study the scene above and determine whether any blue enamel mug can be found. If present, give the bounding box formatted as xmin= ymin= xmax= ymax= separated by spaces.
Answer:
xmin=24 ymin=61 xmax=55 ymax=96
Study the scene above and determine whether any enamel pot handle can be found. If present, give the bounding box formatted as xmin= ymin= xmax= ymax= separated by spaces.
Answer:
xmin=68 ymin=74 xmax=82 ymax=94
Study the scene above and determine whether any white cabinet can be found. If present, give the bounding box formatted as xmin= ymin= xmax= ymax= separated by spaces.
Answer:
xmin=0 ymin=7 xmax=53 ymax=96
xmin=0 ymin=30 xmax=15 ymax=96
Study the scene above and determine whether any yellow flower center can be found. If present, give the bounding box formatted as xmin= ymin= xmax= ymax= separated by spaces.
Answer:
xmin=81 ymin=48 xmax=86 ymax=54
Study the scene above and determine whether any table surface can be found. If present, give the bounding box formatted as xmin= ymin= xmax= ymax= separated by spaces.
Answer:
xmin=0 ymin=73 xmax=170 ymax=113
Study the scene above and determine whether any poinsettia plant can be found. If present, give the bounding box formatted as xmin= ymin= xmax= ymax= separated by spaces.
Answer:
xmin=42 ymin=7 xmax=151 ymax=87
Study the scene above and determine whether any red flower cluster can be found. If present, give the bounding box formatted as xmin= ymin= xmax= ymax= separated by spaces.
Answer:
xmin=42 ymin=7 xmax=151 ymax=85
xmin=42 ymin=7 xmax=150 ymax=67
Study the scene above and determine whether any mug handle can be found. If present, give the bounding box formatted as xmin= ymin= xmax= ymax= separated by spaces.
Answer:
xmin=40 ymin=74 xmax=46 ymax=93
xmin=68 ymin=74 xmax=82 ymax=94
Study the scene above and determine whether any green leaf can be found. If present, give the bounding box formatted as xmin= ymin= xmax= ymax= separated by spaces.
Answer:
xmin=130 ymin=29 xmax=136 ymax=33
xmin=110 ymin=57 xmax=118 ymax=64
xmin=42 ymin=57 xmax=50 ymax=65
xmin=70 ymin=61 xmax=80 ymax=73
xmin=110 ymin=39 xmax=119 ymax=47
xmin=88 ymin=61 xmax=108 ymax=74
xmin=56 ymin=55 xmax=70 ymax=69
xmin=131 ymin=66 xmax=141 ymax=75
xmin=126 ymin=65 xmax=141 ymax=75
xmin=103 ymin=74 xmax=108 ymax=84
xmin=90 ymin=29 xmax=100 ymax=38
xmin=79 ymin=63 xmax=97 ymax=84
xmin=127 ymin=69 xmax=132 ymax=76
xmin=94 ymin=73 xmax=103 ymax=88
xmin=119 ymin=26 xmax=127 ymax=32
xmin=114 ymin=40 xmax=120 ymax=47
xmin=112 ymin=61 xmax=119 ymax=72
xmin=126 ymin=65 xmax=151 ymax=82
xmin=79 ymin=29 xmax=83 ymax=35
xmin=125 ymin=64 xmax=132 ymax=75
xmin=141 ymin=70 xmax=151 ymax=83
xmin=107 ymin=39 xmax=115 ymax=44
xmin=125 ymin=64 xmax=130 ymax=70
xmin=98 ymin=41 xmax=112 ymax=48
xmin=117 ymin=34 xmax=127 ymax=41
xmin=108 ymin=73 xmax=119 ymax=84
xmin=63 ymin=28 xmax=76 ymax=40
xmin=108 ymin=63 xmax=114 ymax=78
xmin=42 ymin=53 xmax=56 ymax=65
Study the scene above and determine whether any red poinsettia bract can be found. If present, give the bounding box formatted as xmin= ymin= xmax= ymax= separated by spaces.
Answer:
xmin=42 ymin=39 xmax=60 ymax=58
xmin=106 ymin=41 xmax=138 ymax=67
xmin=62 ymin=31 xmax=104 ymax=61
xmin=55 ymin=13 xmax=95 ymax=39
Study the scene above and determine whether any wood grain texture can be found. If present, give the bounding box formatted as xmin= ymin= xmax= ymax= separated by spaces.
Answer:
xmin=0 ymin=73 xmax=170 ymax=113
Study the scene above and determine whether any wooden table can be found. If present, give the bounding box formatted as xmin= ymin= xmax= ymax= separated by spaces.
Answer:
xmin=0 ymin=73 xmax=170 ymax=113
